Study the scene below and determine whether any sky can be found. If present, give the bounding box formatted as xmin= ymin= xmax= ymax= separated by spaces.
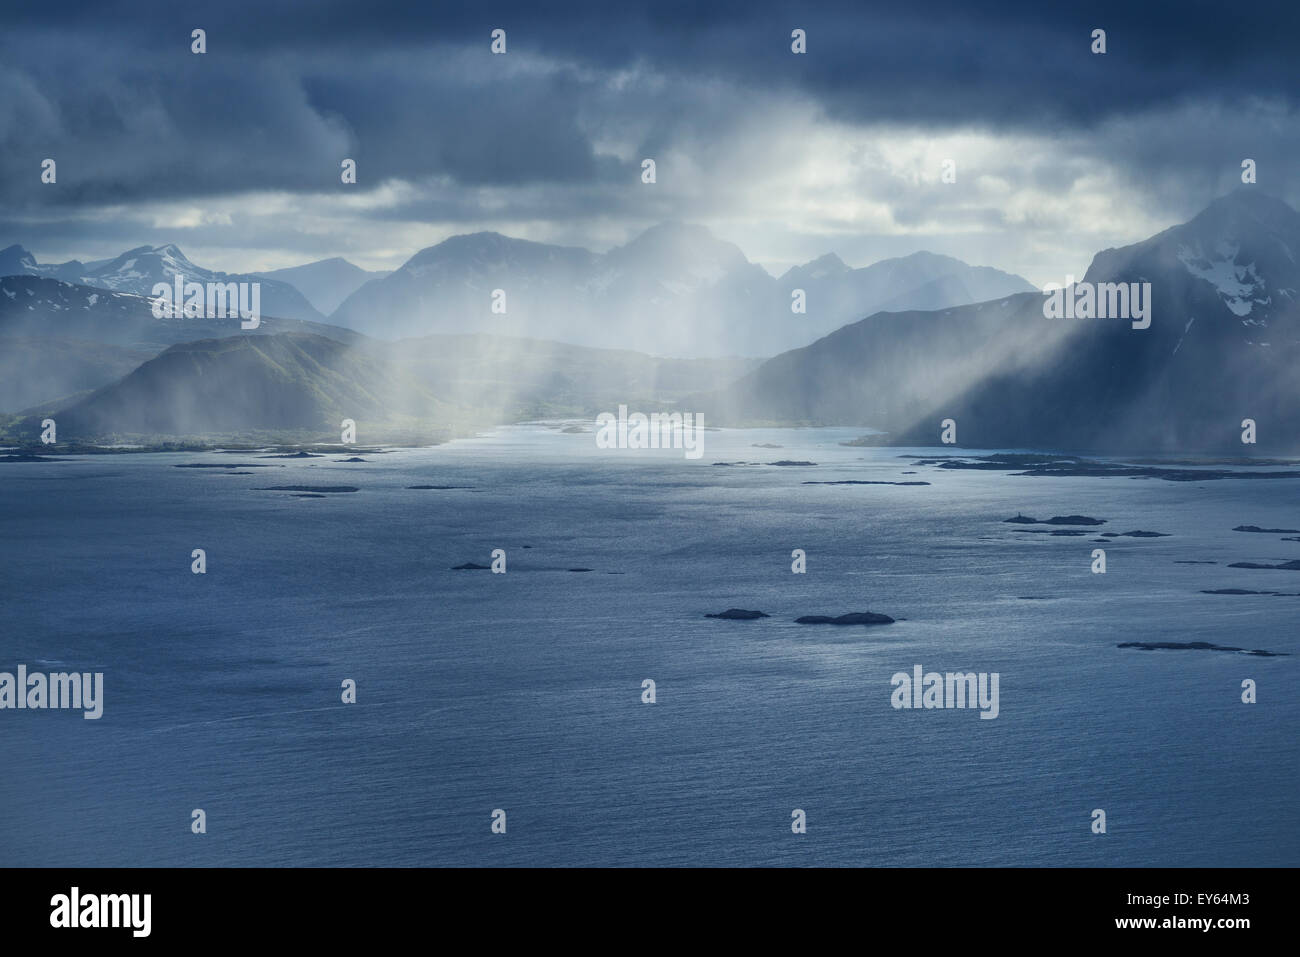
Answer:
xmin=1 ymin=0 xmax=1297 ymax=288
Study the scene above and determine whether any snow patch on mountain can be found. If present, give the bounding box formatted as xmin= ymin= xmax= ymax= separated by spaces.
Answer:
xmin=1176 ymin=241 xmax=1266 ymax=317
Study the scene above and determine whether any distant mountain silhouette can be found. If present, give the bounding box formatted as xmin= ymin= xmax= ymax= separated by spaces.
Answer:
xmin=255 ymin=257 xmax=391 ymax=314
xmin=328 ymin=223 xmax=1033 ymax=356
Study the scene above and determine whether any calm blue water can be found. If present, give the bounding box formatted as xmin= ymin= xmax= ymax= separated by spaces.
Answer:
xmin=1 ymin=426 xmax=1297 ymax=866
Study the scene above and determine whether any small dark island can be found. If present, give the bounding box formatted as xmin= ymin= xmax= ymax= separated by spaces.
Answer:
xmin=795 ymin=612 xmax=895 ymax=625
xmin=254 ymin=485 xmax=358 ymax=493
xmin=1004 ymin=514 xmax=1106 ymax=526
xmin=1118 ymin=640 xmax=1284 ymax=657
xmin=705 ymin=609 xmax=770 ymax=620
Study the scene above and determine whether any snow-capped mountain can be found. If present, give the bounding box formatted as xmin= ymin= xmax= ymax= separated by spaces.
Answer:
xmin=329 ymin=223 xmax=1034 ymax=356
xmin=1084 ymin=188 xmax=1300 ymax=332
xmin=0 ymin=244 xmax=325 ymax=322
xmin=82 ymin=245 xmax=324 ymax=322
xmin=254 ymin=257 xmax=391 ymax=315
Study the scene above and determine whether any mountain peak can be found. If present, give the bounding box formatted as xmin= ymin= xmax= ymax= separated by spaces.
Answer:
xmin=622 ymin=222 xmax=738 ymax=255
xmin=417 ymin=231 xmax=539 ymax=258
xmin=1205 ymin=187 xmax=1293 ymax=210
xmin=0 ymin=244 xmax=38 ymax=276
xmin=407 ymin=231 xmax=578 ymax=265
xmin=1188 ymin=189 xmax=1300 ymax=235
xmin=612 ymin=222 xmax=750 ymax=274
xmin=398 ymin=232 xmax=597 ymax=282
xmin=151 ymin=244 xmax=199 ymax=269
xmin=892 ymin=250 xmax=963 ymax=268
xmin=1079 ymin=189 xmax=1300 ymax=325
xmin=781 ymin=252 xmax=851 ymax=282
xmin=447 ymin=230 xmax=509 ymax=244
xmin=632 ymin=221 xmax=716 ymax=241
xmin=1100 ymin=192 xmax=1300 ymax=261
xmin=809 ymin=251 xmax=848 ymax=269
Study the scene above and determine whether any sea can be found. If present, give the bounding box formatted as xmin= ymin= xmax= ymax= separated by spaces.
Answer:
xmin=1 ymin=426 xmax=1296 ymax=866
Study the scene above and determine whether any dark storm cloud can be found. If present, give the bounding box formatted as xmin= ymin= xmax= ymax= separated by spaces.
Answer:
xmin=299 ymin=61 xmax=608 ymax=187
xmin=0 ymin=41 xmax=615 ymax=208
xmin=3 ymin=0 xmax=1296 ymax=204
xmin=15 ymin=1 xmax=1299 ymax=117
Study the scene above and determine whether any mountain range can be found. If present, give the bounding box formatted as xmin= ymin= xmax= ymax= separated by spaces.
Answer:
xmin=5 ymin=191 xmax=1298 ymax=452
xmin=3 ymin=229 xmax=1031 ymax=359
xmin=328 ymin=223 xmax=1035 ymax=355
